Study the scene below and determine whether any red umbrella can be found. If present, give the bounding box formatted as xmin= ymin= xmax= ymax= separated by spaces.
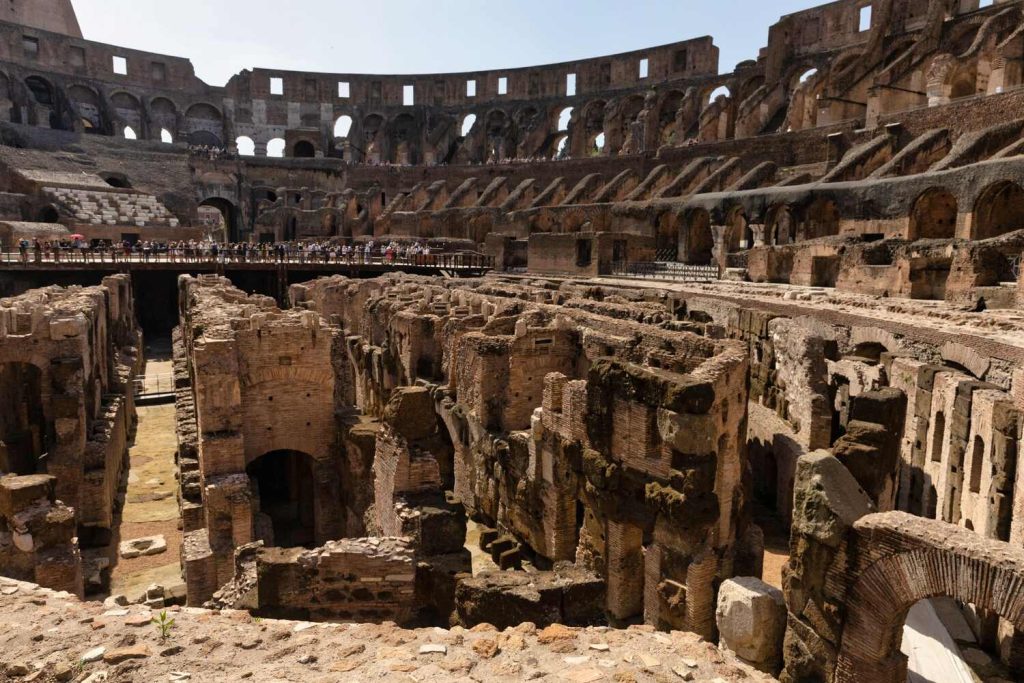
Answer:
xmin=69 ymin=233 xmax=85 ymax=240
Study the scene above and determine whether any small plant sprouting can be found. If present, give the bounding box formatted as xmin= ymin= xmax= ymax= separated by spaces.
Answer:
xmin=152 ymin=610 xmax=176 ymax=641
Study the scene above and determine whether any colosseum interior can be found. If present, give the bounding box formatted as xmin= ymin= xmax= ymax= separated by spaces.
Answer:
xmin=1 ymin=0 xmax=1024 ymax=681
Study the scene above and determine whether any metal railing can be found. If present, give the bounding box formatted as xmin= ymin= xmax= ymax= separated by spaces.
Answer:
xmin=0 ymin=249 xmax=495 ymax=271
xmin=133 ymin=373 xmax=175 ymax=398
xmin=608 ymin=261 xmax=720 ymax=282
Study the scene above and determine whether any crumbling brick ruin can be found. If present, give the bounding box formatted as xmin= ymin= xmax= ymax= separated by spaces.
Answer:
xmin=2 ymin=1 xmax=1024 ymax=681
xmin=0 ymin=276 xmax=139 ymax=550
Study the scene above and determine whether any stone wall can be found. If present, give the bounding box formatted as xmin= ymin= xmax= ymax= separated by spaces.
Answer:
xmin=0 ymin=276 xmax=140 ymax=544
xmin=0 ymin=473 xmax=81 ymax=596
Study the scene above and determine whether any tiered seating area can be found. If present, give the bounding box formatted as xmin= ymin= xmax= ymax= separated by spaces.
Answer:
xmin=43 ymin=187 xmax=179 ymax=228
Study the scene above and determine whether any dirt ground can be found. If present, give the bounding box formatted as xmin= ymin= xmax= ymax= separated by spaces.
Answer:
xmin=106 ymin=359 xmax=182 ymax=600
xmin=0 ymin=578 xmax=776 ymax=683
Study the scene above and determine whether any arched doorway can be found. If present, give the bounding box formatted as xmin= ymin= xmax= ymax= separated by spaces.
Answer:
xmin=766 ymin=204 xmax=795 ymax=246
xmin=684 ymin=208 xmax=714 ymax=264
xmin=834 ymin=516 xmax=1024 ymax=683
xmin=292 ymin=140 xmax=315 ymax=158
xmin=909 ymin=188 xmax=957 ymax=240
xmin=804 ymin=198 xmax=840 ymax=240
xmin=246 ymin=449 xmax=316 ymax=548
xmin=0 ymin=362 xmax=46 ymax=475
xmin=655 ymin=212 xmax=681 ymax=261
xmin=725 ymin=208 xmax=752 ymax=253
xmin=198 ymin=197 xmax=238 ymax=241
xmin=972 ymin=181 xmax=1024 ymax=240
xmin=36 ymin=205 xmax=60 ymax=223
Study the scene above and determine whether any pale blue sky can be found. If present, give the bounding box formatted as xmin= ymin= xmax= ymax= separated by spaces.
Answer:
xmin=72 ymin=0 xmax=820 ymax=86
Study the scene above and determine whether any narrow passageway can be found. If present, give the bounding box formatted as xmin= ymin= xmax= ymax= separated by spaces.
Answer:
xmin=105 ymin=341 xmax=183 ymax=600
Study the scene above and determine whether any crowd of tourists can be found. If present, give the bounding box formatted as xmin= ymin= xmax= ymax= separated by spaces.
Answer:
xmin=8 ymin=237 xmax=459 ymax=266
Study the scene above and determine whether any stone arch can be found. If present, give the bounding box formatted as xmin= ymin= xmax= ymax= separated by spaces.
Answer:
xmin=703 ymin=84 xmax=732 ymax=106
xmin=362 ymin=113 xmax=385 ymax=163
xmin=683 ymin=208 xmax=714 ymax=265
xmin=183 ymin=102 xmax=224 ymax=147
xmin=388 ymin=112 xmax=418 ymax=164
xmin=484 ymin=108 xmax=511 ymax=161
xmin=909 ymin=187 xmax=957 ymax=240
xmin=24 ymin=75 xmax=68 ymax=129
xmin=724 ymin=207 xmax=751 ymax=253
xmin=110 ymin=91 xmax=143 ymax=136
xmin=334 ymin=114 xmax=353 ymax=138
xmin=655 ymin=210 xmax=681 ymax=261
xmin=615 ymin=94 xmax=646 ymax=153
xmin=149 ymin=96 xmax=177 ymax=139
xmin=657 ymin=89 xmax=686 ymax=146
xmin=66 ymin=84 xmax=103 ymax=133
xmin=765 ymin=203 xmax=795 ymax=246
xmin=803 ymin=197 xmax=840 ymax=240
xmin=459 ymin=113 xmax=477 ymax=137
xmin=581 ymin=99 xmax=608 ymax=154
xmin=198 ymin=196 xmax=239 ymax=241
xmin=293 ymin=140 xmax=315 ymax=158
xmin=834 ymin=514 xmax=1024 ymax=683
xmin=972 ymin=180 xmax=1024 ymax=240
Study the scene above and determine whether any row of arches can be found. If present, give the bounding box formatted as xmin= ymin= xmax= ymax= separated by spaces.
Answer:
xmin=651 ymin=178 xmax=1024 ymax=267
xmin=0 ymin=71 xmax=228 ymax=145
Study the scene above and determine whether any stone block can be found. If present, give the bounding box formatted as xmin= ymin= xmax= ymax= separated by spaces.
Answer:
xmin=716 ymin=576 xmax=786 ymax=675
xmin=0 ymin=474 xmax=55 ymax=517
xmin=119 ymin=535 xmax=167 ymax=559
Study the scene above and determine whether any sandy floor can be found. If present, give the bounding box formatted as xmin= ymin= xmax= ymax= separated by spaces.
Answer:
xmin=107 ymin=358 xmax=182 ymax=600
xmin=753 ymin=502 xmax=790 ymax=589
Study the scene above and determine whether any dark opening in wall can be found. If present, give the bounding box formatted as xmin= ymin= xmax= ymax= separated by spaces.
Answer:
xmin=293 ymin=140 xmax=316 ymax=158
xmin=100 ymin=173 xmax=131 ymax=189
xmin=576 ymin=239 xmax=593 ymax=267
xmin=36 ymin=205 xmax=60 ymax=223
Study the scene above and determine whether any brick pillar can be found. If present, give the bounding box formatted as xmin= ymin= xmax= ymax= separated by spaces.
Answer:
xmin=606 ymin=520 xmax=644 ymax=621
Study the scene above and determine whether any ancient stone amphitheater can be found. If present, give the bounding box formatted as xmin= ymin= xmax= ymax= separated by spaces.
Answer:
xmin=1 ymin=0 xmax=1024 ymax=681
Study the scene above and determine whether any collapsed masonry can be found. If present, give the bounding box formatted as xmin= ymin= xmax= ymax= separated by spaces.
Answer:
xmin=0 ymin=276 xmax=140 ymax=594
xmin=174 ymin=272 xmax=754 ymax=634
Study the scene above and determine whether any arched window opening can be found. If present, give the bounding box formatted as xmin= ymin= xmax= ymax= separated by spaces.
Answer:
xmin=25 ymin=76 xmax=53 ymax=106
xmin=246 ymin=450 xmax=316 ymax=549
xmin=236 ymin=136 xmax=255 ymax=156
xmin=798 ymin=68 xmax=818 ymax=84
xmin=0 ymin=363 xmax=46 ymax=475
xmin=267 ymin=138 xmax=286 ymax=158
xmin=123 ymin=126 xmax=137 ymax=140
xmin=557 ymin=106 xmax=573 ymax=132
xmin=160 ymin=128 xmax=173 ymax=144
xmin=594 ymin=132 xmax=606 ymax=154
xmin=334 ymin=115 xmax=353 ymax=138
xmin=554 ymin=135 xmax=568 ymax=159
xmin=460 ymin=113 xmax=477 ymax=137
xmin=707 ymin=85 xmax=731 ymax=105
